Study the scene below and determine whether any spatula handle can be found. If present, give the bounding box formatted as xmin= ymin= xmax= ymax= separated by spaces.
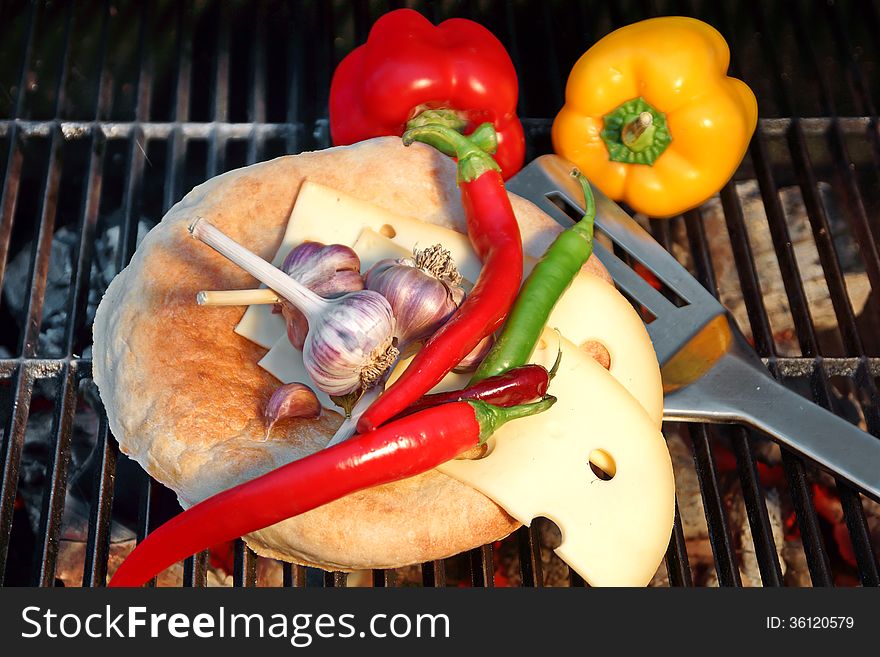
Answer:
xmin=664 ymin=351 xmax=880 ymax=499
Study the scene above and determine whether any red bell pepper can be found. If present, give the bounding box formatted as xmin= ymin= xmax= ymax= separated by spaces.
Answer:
xmin=329 ymin=8 xmax=525 ymax=179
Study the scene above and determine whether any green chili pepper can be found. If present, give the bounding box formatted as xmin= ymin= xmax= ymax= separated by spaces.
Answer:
xmin=469 ymin=170 xmax=596 ymax=384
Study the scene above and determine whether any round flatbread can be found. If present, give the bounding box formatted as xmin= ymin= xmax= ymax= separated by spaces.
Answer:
xmin=93 ymin=136 xmax=611 ymax=571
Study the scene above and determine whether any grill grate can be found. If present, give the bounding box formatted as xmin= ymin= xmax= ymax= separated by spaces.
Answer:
xmin=1 ymin=0 xmax=879 ymax=587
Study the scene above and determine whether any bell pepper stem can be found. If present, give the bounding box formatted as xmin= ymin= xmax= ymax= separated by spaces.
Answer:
xmin=621 ymin=111 xmax=656 ymax=152
xmin=402 ymin=122 xmax=502 ymax=183
xmin=600 ymin=97 xmax=671 ymax=166
xmin=471 ymin=396 xmax=557 ymax=443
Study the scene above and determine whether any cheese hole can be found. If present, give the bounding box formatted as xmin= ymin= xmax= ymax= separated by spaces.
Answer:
xmin=379 ymin=224 xmax=396 ymax=238
xmin=534 ymin=517 xmax=562 ymax=550
xmin=580 ymin=340 xmax=611 ymax=370
xmin=589 ymin=449 xmax=616 ymax=480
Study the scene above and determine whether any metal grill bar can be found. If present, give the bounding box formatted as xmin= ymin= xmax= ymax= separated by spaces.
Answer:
xmin=421 ymin=560 xmax=446 ymax=588
xmin=729 ymin=425 xmax=785 ymax=587
xmin=4 ymin=116 xmax=872 ymax=142
xmin=33 ymin=365 xmax=76 ymax=586
xmin=516 ymin=525 xmax=543 ymax=588
xmin=0 ymin=357 xmax=873 ymax=380
xmin=82 ymin=406 xmax=114 ymax=587
xmin=688 ymin=423 xmax=742 ymax=586
xmin=665 ymin=501 xmax=694 ymax=587
xmin=754 ymin=0 xmax=879 ymax=586
xmin=716 ymin=4 xmax=836 ymax=586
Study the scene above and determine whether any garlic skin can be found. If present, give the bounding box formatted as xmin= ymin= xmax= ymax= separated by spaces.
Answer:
xmin=365 ymin=244 xmax=466 ymax=349
xmin=304 ymin=289 xmax=399 ymax=396
xmin=264 ymin=382 xmax=322 ymax=438
xmin=281 ymin=242 xmax=364 ymax=350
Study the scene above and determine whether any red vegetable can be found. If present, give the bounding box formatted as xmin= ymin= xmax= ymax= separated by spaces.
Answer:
xmin=329 ymin=8 xmax=525 ymax=179
xmin=357 ymin=124 xmax=524 ymax=433
xmin=108 ymin=397 xmax=554 ymax=587
xmin=400 ymin=361 xmax=558 ymax=418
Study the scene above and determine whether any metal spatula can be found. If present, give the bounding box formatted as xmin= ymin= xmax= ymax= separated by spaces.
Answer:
xmin=506 ymin=154 xmax=880 ymax=499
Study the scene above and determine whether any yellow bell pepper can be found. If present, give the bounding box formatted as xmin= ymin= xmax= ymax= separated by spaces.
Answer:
xmin=552 ymin=17 xmax=757 ymax=218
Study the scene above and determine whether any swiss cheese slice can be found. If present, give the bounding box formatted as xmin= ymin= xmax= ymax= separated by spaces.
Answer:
xmin=236 ymin=182 xmax=662 ymax=425
xmin=438 ymin=328 xmax=675 ymax=586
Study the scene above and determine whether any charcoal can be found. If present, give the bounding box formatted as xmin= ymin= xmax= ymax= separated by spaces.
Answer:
xmin=1 ymin=214 xmax=152 ymax=357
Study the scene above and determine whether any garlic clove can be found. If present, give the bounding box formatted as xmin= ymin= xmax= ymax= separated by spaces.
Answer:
xmin=282 ymin=241 xmax=364 ymax=297
xmin=264 ymin=382 xmax=322 ymax=439
xmin=452 ymin=333 xmax=495 ymax=373
xmin=279 ymin=301 xmax=309 ymax=350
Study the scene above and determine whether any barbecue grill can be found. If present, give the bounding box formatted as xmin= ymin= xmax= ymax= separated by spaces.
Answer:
xmin=1 ymin=0 xmax=879 ymax=588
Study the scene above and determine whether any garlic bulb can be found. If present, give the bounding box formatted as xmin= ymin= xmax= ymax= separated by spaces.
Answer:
xmin=305 ymin=291 xmax=398 ymax=395
xmin=325 ymin=245 xmax=466 ymax=447
xmin=189 ymin=218 xmax=398 ymax=397
xmin=280 ymin=241 xmax=364 ymax=349
xmin=264 ymin=382 xmax=322 ymax=439
xmin=365 ymin=244 xmax=465 ymax=349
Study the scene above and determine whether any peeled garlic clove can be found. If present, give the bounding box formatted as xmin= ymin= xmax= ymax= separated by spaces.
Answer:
xmin=453 ymin=333 xmax=495 ymax=373
xmin=264 ymin=382 xmax=322 ymax=438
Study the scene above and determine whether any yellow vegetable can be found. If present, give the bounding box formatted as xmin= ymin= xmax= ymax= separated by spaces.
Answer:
xmin=552 ymin=17 xmax=757 ymax=218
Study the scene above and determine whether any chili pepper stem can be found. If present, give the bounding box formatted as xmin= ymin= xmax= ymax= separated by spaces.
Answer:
xmin=405 ymin=109 xmax=499 ymax=154
xmin=471 ymin=396 xmax=556 ymax=443
xmin=569 ymin=170 xmax=596 ymax=242
xmin=189 ymin=218 xmax=325 ymax=317
xmin=548 ymin=344 xmax=563 ymax=380
xmin=467 ymin=123 xmax=499 ymax=154
xmin=402 ymin=123 xmax=501 ymax=183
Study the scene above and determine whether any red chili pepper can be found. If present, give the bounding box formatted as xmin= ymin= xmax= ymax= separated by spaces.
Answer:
xmin=329 ymin=8 xmax=525 ymax=179
xmin=400 ymin=357 xmax=560 ymax=418
xmin=357 ymin=124 xmax=524 ymax=433
xmin=108 ymin=397 xmax=554 ymax=587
